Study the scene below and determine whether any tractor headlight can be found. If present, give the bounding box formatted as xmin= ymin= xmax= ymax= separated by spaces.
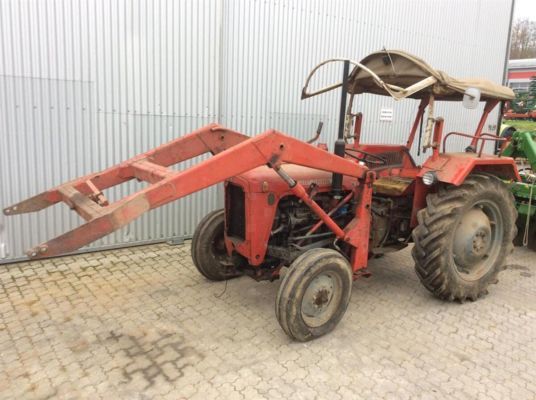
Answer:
xmin=422 ymin=171 xmax=438 ymax=186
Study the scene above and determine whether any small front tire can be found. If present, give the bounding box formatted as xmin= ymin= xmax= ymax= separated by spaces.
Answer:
xmin=191 ymin=209 xmax=240 ymax=281
xmin=275 ymin=248 xmax=353 ymax=342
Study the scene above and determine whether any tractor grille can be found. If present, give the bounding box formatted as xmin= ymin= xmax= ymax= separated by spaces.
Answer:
xmin=226 ymin=184 xmax=246 ymax=240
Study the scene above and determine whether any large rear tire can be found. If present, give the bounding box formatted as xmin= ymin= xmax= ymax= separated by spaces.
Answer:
xmin=191 ymin=209 xmax=240 ymax=281
xmin=275 ymin=248 xmax=353 ymax=342
xmin=412 ymin=174 xmax=517 ymax=301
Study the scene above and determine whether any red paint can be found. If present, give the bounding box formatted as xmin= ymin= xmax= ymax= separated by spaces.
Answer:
xmin=345 ymin=172 xmax=375 ymax=273
xmin=508 ymin=71 xmax=536 ymax=80
xmin=503 ymin=110 xmax=536 ymax=120
xmin=419 ymin=152 xmax=520 ymax=186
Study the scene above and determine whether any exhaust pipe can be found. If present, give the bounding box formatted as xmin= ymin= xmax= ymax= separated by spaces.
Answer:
xmin=332 ymin=59 xmax=350 ymax=197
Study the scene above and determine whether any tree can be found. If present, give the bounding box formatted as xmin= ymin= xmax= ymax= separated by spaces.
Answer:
xmin=529 ymin=75 xmax=536 ymax=110
xmin=510 ymin=19 xmax=536 ymax=59
xmin=512 ymin=91 xmax=529 ymax=113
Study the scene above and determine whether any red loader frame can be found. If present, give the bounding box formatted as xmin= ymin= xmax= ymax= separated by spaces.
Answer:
xmin=4 ymin=124 xmax=374 ymax=272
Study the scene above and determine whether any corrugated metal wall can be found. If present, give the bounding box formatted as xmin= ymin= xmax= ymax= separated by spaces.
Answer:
xmin=0 ymin=0 xmax=513 ymax=262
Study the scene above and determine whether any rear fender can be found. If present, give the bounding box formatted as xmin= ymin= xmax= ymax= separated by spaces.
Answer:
xmin=418 ymin=153 xmax=520 ymax=186
xmin=410 ymin=153 xmax=519 ymax=227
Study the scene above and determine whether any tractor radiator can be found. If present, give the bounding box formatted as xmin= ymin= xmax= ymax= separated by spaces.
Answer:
xmin=226 ymin=184 xmax=246 ymax=240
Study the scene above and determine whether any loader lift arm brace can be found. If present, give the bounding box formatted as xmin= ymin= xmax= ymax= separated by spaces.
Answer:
xmin=4 ymin=123 xmax=370 ymax=262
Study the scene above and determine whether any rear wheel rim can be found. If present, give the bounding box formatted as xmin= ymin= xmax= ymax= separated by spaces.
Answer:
xmin=452 ymin=200 xmax=503 ymax=281
xmin=301 ymin=270 xmax=343 ymax=328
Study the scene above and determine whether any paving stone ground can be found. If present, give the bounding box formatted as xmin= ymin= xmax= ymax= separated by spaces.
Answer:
xmin=0 ymin=242 xmax=534 ymax=399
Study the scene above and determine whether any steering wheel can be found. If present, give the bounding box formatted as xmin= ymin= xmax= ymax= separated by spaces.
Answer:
xmin=345 ymin=148 xmax=387 ymax=166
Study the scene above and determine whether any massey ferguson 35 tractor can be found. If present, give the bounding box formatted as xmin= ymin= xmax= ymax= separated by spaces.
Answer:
xmin=4 ymin=50 xmax=520 ymax=341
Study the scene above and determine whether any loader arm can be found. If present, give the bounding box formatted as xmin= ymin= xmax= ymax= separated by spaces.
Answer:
xmin=4 ymin=124 xmax=368 ymax=259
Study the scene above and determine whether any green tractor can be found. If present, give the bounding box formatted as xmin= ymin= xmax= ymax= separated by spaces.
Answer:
xmin=501 ymin=126 xmax=536 ymax=250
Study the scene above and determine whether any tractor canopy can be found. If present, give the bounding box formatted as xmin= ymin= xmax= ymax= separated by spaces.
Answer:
xmin=347 ymin=50 xmax=514 ymax=102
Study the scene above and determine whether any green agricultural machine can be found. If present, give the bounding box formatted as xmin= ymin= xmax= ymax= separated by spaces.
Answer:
xmin=501 ymin=128 xmax=536 ymax=250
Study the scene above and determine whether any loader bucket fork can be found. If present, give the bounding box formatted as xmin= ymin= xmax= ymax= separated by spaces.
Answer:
xmin=4 ymin=124 xmax=369 ymax=260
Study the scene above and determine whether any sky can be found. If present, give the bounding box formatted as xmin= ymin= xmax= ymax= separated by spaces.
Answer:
xmin=513 ymin=0 xmax=536 ymax=21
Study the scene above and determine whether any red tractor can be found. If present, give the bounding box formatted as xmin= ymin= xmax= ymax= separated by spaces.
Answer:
xmin=4 ymin=50 xmax=520 ymax=341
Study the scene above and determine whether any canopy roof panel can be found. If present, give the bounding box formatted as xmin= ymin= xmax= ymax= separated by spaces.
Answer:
xmin=348 ymin=50 xmax=514 ymax=101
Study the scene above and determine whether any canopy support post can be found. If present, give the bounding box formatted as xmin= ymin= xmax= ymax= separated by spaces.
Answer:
xmin=467 ymin=100 xmax=499 ymax=152
xmin=406 ymin=96 xmax=429 ymax=150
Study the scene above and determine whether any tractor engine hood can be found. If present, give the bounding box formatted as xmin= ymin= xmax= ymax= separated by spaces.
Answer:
xmin=228 ymin=164 xmax=354 ymax=193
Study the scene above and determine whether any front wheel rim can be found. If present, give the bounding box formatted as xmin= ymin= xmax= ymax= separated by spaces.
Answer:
xmin=301 ymin=271 xmax=343 ymax=328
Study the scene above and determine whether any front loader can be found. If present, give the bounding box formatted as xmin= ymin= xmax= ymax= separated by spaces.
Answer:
xmin=4 ymin=50 xmax=520 ymax=341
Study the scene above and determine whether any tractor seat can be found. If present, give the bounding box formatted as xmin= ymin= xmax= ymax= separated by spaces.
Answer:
xmin=361 ymin=149 xmax=414 ymax=170
xmin=372 ymin=176 xmax=414 ymax=196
